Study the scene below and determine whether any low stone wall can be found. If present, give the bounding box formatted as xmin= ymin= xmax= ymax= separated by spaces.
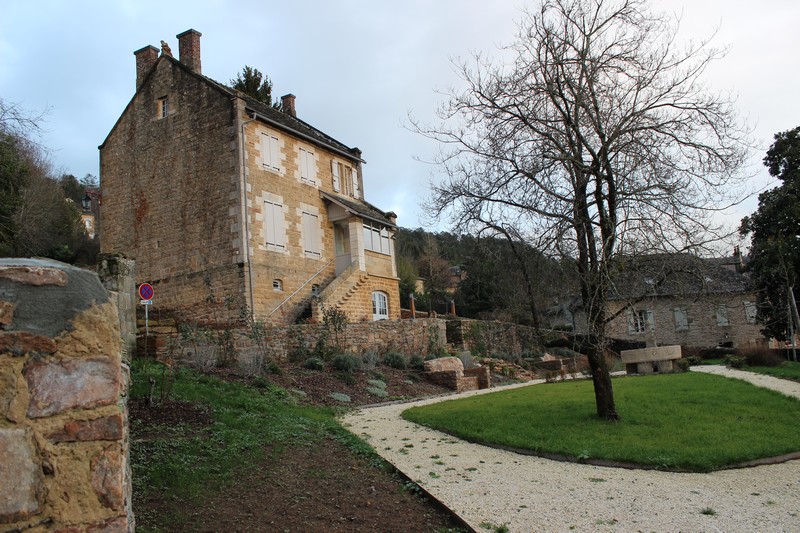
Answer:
xmin=0 ymin=259 xmax=132 ymax=531
xmin=446 ymin=318 xmax=542 ymax=356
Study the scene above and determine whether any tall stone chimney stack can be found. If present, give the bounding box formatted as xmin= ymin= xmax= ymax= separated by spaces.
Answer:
xmin=176 ymin=29 xmax=202 ymax=73
xmin=134 ymin=45 xmax=159 ymax=89
xmin=281 ymin=94 xmax=297 ymax=117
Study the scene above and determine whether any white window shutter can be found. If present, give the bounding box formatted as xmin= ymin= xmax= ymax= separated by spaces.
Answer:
xmin=351 ymin=166 xmax=360 ymax=198
xmin=331 ymin=161 xmax=340 ymax=192
xmin=303 ymin=212 xmax=321 ymax=257
xmin=269 ymin=135 xmax=280 ymax=171
xmin=265 ymin=201 xmax=285 ymax=250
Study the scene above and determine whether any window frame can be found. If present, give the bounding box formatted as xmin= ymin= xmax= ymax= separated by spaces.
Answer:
xmin=299 ymin=147 xmax=317 ymax=185
xmin=264 ymin=199 xmax=286 ymax=252
xmin=627 ymin=308 xmax=654 ymax=334
xmin=372 ymin=291 xmax=389 ymax=321
xmin=363 ymin=222 xmax=391 ymax=255
xmin=261 ymin=132 xmax=281 ymax=173
xmin=716 ymin=305 xmax=730 ymax=327
xmin=673 ymin=307 xmax=689 ymax=331
xmin=301 ymin=210 xmax=322 ymax=259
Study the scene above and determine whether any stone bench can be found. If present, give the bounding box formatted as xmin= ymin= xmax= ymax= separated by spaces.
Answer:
xmin=620 ymin=345 xmax=682 ymax=375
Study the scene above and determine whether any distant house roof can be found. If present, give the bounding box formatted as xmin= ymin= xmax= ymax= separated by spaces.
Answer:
xmin=320 ymin=191 xmax=396 ymax=227
xmin=608 ymin=254 xmax=751 ymax=300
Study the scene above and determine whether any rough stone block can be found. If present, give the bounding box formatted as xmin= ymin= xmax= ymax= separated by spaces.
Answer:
xmin=423 ymin=356 xmax=463 ymax=373
xmin=0 ymin=300 xmax=14 ymax=326
xmin=0 ymin=428 xmax=42 ymax=523
xmin=25 ymin=357 xmax=120 ymax=418
xmin=0 ymin=365 xmax=16 ymax=419
xmin=621 ymin=345 xmax=682 ymax=364
xmin=48 ymin=414 xmax=125 ymax=443
xmin=0 ymin=265 xmax=67 ymax=286
xmin=0 ymin=331 xmax=58 ymax=356
xmin=91 ymin=445 xmax=124 ymax=511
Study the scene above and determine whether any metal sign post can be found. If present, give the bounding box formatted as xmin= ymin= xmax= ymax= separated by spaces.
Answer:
xmin=138 ymin=284 xmax=155 ymax=354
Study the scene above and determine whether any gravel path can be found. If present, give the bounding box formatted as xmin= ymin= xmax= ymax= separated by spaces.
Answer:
xmin=341 ymin=367 xmax=800 ymax=532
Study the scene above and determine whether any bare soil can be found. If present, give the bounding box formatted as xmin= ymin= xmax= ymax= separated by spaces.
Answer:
xmin=129 ymin=362 xmax=468 ymax=532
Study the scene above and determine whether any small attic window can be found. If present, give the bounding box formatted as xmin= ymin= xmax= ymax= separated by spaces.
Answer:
xmin=157 ymin=96 xmax=169 ymax=118
xmin=273 ymin=279 xmax=283 ymax=291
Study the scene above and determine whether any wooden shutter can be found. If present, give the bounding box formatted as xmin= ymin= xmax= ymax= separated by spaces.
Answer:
xmin=302 ymin=211 xmax=321 ymax=257
xmin=265 ymin=201 xmax=284 ymax=250
xmin=331 ymin=161 xmax=340 ymax=192
xmin=352 ymin=166 xmax=360 ymax=198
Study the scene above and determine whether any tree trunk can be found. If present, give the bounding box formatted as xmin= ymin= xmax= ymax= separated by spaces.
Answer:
xmin=587 ymin=348 xmax=619 ymax=421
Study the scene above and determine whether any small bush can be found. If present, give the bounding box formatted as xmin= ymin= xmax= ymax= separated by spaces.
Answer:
xmin=742 ymin=348 xmax=784 ymax=368
xmin=362 ymin=351 xmax=380 ymax=370
xmin=252 ymin=376 xmax=269 ymax=389
xmin=409 ymin=355 xmax=424 ymax=370
xmin=303 ymin=357 xmax=325 ymax=370
xmin=367 ymin=379 xmax=387 ymax=390
xmin=726 ymin=355 xmax=746 ymax=369
xmin=675 ymin=358 xmax=690 ymax=372
xmin=366 ymin=386 xmax=388 ymax=398
xmin=686 ymin=355 xmax=703 ymax=366
xmin=265 ymin=361 xmax=282 ymax=375
xmin=383 ymin=352 xmax=407 ymax=369
xmin=328 ymin=392 xmax=351 ymax=403
xmin=336 ymin=372 xmax=357 ymax=385
xmin=332 ymin=354 xmax=362 ymax=373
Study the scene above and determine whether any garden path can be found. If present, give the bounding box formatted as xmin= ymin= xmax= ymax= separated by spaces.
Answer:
xmin=341 ymin=368 xmax=800 ymax=532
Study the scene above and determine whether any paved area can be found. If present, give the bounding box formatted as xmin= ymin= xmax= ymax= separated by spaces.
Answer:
xmin=341 ymin=367 xmax=800 ymax=532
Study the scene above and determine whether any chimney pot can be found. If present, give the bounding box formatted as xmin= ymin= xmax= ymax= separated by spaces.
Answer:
xmin=281 ymin=94 xmax=296 ymax=118
xmin=176 ymin=29 xmax=202 ymax=73
xmin=134 ymin=45 xmax=159 ymax=89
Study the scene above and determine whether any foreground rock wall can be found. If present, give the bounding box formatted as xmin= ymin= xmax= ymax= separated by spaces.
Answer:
xmin=0 ymin=259 xmax=132 ymax=531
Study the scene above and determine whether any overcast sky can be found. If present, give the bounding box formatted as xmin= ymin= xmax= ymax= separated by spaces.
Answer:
xmin=2 ymin=0 xmax=799 ymax=238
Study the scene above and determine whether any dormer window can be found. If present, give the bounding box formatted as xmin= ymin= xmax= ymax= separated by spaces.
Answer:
xmin=157 ymin=96 xmax=169 ymax=118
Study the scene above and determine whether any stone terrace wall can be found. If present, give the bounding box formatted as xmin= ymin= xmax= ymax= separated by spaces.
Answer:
xmin=446 ymin=318 xmax=542 ymax=356
xmin=0 ymin=259 xmax=132 ymax=531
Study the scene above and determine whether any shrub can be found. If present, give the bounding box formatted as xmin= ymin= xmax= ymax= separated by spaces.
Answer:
xmin=303 ymin=357 xmax=325 ymax=371
xmin=362 ymin=351 xmax=380 ymax=370
xmin=409 ymin=355 xmax=424 ymax=370
xmin=336 ymin=372 xmax=357 ymax=385
xmin=458 ymin=352 xmax=475 ymax=369
xmin=328 ymin=392 xmax=351 ymax=403
xmin=382 ymin=352 xmax=407 ymax=370
xmin=252 ymin=376 xmax=269 ymax=389
xmin=686 ymin=355 xmax=703 ymax=366
xmin=332 ymin=353 xmax=362 ymax=373
xmin=367 ymin=379 xmax=387 ymax=390
xmin=726 ymin=355 xmax=746 ymax=369
xmin=675 ymin=358 xmax=691 ymax=372
xmin=366 ymin=386 xmax=388 ymax=398
xmin=741 ymin=348 xmax=784 ymax=367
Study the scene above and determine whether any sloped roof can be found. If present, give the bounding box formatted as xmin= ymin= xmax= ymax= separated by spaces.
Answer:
xmin=320 ymin=191 xmax=396 ymax=227
xmin=607 ymin=253 xmax=751 ymax=300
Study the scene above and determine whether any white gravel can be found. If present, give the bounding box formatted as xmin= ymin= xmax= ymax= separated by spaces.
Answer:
xmin=340 ymin=367 xmax=800 ymax=532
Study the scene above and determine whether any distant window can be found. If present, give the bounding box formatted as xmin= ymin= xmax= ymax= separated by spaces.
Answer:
xmin=331 ymin=161 xmax=359 ymax=197
xmin=628 ymin=309 xmax=654 ymax=334
xmin=302 ymin=211 xmax=321 ymax=258
xmin=299 ymin=147 xmax=316 ymax=184
xmin=716 ymin=305 xmax=730 ymax=327
xmin=264 ymin=200 xmax=286 ymax=251
xmin=743 ymin=301 xmax=757 ymax=324
xmin=372 ymin=291 xmax=388 ymax=321
xmin=363 ymin=222 xmax=391 ymax=255
xmin=261 ymin=132 xmax=281 ymax=172
xmin=311 ymin=284 xmax=320 ymax=297
xmin=673 ymin=308 xmax=688 ymax=331
xmin=157 ymin=96 xmax=169 ymax=118
xmin=273 ymin=279 xmax=283 ymax=291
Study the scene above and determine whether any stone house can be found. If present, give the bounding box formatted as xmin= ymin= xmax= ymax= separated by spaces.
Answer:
xmin=99 ymin=29 xmax=400 ymax=324
xmin=603 ymin=253 xmax=765 ymax=349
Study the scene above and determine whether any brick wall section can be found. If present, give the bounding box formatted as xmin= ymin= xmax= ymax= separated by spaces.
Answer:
xmin=100 ymin=56 xmax=245 ymax=324
xmin=606 ymin=293 xmax=765 ymax=348
xmin=0 ymin=259 xmax=132 ymax=531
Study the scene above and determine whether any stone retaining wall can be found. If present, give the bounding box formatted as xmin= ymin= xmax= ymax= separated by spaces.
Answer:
xmin=0 ymin=259 xmax=132 ymax=531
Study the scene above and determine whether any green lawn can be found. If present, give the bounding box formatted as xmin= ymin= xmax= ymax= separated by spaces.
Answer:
xmin=746 ymin=361 xmax=800 ymax=382
xmin=402 ymin=373 xmax=800 ymax=472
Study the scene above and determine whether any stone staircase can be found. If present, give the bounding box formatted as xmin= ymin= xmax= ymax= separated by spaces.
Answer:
xmin=312 ymin=260 xmax=369 ymax=321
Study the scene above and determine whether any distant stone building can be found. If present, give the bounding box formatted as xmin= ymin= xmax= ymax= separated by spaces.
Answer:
xmin=99 ymin=29 xmax=400 ymax=324
xmin=603 ymin=253 xmax=765 ymax=349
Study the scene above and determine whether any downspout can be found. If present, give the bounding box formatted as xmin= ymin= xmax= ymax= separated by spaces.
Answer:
xmin=236 ymin=102 xmax=257 ymax=320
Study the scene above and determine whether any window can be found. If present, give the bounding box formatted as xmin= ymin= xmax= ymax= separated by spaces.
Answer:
xmin=157 ymin=96 xmax=169 ymax=118
xmin=311 ymin=284 xmax=320 ymax=297
xmin=627 ymin=309 xmax=654 ymax=334
xmin=363 ymin=222 xmax=391 ymax=255
xmin=716 ymin=305 xmax=730 ymax=327
xmin=264 ymin=200 xmax=286 ymax=251
xmin=261 ymin=132 xmax=281 ymax=172
xmin=299 ymin=147 xmax=316 ymax=184
xmin=372 ymin=291 xmax=388 ymax=321
xmin=273 ymin=279 xmax=283 ymax=291
xmin=673 ymin=308 xmax=689 ymax=331
xmin=302 ymin=211 xmax=321 ymax=258
xmin=331 ymin=161 xmax=359 ymax=197
xmin=744 ymin=301 xmax=757 ymax=324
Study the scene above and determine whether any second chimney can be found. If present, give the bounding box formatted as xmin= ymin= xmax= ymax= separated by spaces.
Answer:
xmin=176 ymin=29 xmax=202 ymax=73
xmin=134 ymin=45 xmax=159 ymax=89
xmin=281 ymin=94 xmax=296 ymax=118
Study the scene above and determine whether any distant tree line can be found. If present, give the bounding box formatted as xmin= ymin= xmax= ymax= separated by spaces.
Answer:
xmin=395 ymin=227 xmax=575 ymax=325
xmin=0 ymin=97 xmax=99 ymax=264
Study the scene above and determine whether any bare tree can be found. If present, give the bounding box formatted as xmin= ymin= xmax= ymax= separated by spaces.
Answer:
xmin=414 ymin=0 xmax=751 ymax=420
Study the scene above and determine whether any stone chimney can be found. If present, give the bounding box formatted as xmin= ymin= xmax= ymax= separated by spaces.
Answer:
xmin=281 ymin=94 xmax=296 ymax=117
xmin=134 ymin=45 xmax=159 ymax=89
xmin=176 ymin=29 xmax=202 ymax=73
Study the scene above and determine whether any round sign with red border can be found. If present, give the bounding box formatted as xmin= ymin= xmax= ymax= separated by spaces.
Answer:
xmin=138 ymin=283 xmax=154 ymax=300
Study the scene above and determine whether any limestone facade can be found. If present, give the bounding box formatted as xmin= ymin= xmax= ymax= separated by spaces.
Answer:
xmin=100 ymin=29 xmax=400 ymax=326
